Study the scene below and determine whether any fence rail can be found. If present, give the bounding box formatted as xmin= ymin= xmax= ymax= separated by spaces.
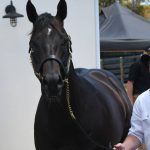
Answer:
xmin=101 ymin=55 xmax=140 ymax=83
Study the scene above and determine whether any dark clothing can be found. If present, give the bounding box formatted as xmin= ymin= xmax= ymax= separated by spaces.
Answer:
xmin=128 ymin=62 xmax=150 ymax=95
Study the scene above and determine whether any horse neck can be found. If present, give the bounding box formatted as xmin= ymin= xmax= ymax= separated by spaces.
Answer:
xmin=67 ymin=62 xmax=79 ymax=82
xmin=67 ymin=62 xmax=85 ymax=95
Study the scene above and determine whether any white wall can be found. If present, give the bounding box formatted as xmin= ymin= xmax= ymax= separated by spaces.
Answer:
xmin=0 ymin=0 xmax=99 ymax=150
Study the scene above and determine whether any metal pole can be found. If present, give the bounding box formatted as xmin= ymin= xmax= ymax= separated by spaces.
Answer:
xmin=94 ymin=0 xmax=100 ymax=69
xmin=132 ymin=0 xmax=135 ymax=10
xmin=120 ymin=57 xmax=124 ymax=83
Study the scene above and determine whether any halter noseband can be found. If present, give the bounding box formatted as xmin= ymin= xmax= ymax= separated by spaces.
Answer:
xmin=37 ymin=50 xmax=72 ymax=80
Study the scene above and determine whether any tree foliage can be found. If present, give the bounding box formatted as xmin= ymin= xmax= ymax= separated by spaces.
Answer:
xmin=100 ymin=0 xmax=116 ymax=8
xmin=99 ymin=0 xmax=124 ymax=13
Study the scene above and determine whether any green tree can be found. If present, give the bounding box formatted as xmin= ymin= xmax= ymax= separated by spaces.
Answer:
xmin=99 ymin=0 xmax=124 ymax=13
xmin=100 ymin=0 xmax=115 ymax=8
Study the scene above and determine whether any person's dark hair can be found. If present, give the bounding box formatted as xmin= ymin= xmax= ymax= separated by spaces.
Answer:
xmin=144 ymin=47 xmax=150 ymax=55
xmin=141 ymin=54 xmax=150 ymax=67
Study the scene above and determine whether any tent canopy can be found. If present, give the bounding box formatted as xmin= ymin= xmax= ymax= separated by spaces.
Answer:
xmin=100 ymin=1 xmax=150 ymax=51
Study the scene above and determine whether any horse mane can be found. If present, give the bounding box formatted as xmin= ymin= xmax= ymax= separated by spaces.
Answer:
xmin=31 ymin=13 xmax=53 ymax=34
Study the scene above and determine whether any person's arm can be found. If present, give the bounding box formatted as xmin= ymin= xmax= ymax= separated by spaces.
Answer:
xmin=113 ymin=135 xmax=141 ymax=150
xmin=114 ymin=96 xmax=144 ymax=150
xmin=126 ymin=80 xmax=134 ymax=104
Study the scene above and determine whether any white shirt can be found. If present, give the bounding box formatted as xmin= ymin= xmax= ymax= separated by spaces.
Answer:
xmin=128 ymin=89 xmax=150 ymax=149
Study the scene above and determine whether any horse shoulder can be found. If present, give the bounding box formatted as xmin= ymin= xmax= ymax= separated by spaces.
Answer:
xmin=75 ymin=68 xmax=132 ymax=119
xmin=75 ymin=68 xmax=125 ymax=94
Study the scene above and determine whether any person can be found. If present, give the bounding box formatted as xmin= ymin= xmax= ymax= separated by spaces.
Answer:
xmin=127 ymin=48 xmax=150 ymax=104
xmin=113 ymin=89 xmax=150 ymax=150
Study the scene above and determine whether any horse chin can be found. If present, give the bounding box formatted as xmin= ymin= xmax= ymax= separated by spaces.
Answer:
xmin=47 ymin=96 xmax=60 ymax=103
xmin=44 ymin=88 xmax=62 ymax=103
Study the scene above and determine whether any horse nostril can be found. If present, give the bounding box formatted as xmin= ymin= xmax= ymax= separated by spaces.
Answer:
xmin=57 ymin=76 xmax=63 ymax=88
xmin=42 ymin=77 xmax=48 ymax=85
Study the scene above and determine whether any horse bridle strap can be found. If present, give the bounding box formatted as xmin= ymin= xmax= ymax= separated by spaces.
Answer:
xmin=39 ymin=55 xmax=66 ymax=72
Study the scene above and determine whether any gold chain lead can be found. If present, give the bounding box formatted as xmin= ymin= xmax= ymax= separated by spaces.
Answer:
xmin=64 ymin=78 xmax=76 ymax=120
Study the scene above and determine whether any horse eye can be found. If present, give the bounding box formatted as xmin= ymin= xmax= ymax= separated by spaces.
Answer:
xmin=61 ymin=40 xmax=68 ymax=46
xmin=30 ymin=52 xmax=40 ymax=66
xmin=62 ymin=51 xmax=69 ymax=65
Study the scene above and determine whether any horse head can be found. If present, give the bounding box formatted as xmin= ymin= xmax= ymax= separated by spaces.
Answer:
xmin=26 ymin=0 xmax=72 ymax=100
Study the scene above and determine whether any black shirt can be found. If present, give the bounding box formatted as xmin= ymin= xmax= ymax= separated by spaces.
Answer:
xmin=128 ymin=62 xmax=150 ymax=95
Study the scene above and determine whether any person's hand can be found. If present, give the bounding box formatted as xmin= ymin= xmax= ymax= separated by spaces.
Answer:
xmin=113 ymin=143 xmax=125 ymax=150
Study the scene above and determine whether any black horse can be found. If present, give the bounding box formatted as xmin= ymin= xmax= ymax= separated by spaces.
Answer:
xmin=26 ymin=0 xmax=132 ymax=149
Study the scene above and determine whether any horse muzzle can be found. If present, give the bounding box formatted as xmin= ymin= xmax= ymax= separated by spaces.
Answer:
xmin=41 ymin=73 xmax=64 ymax=100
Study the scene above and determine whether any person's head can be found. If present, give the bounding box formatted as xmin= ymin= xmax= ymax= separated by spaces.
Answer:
xmin=141 ymin=47 xmax=150 ymax=66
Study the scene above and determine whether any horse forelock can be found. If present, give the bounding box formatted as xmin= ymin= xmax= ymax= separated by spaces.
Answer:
xmin=31 ymin=13 xmax=53 ymax=34
xmin=31 ymin=12 xmax=66 ymax=37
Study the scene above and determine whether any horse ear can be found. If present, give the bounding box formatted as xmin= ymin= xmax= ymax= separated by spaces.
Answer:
xmin=56 ymin=0 xmax=67 ymax=22
xmin=26 ymin=0 xmax=38 ymax=23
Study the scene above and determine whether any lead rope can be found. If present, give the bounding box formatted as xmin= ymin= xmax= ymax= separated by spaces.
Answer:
xmin=64 ymin=78 xmax=76 ymax=120
xmin=64 ymin=78 xmax=112 ymax=150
